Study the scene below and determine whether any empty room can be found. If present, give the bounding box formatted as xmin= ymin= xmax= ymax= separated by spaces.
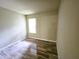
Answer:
xmin=0 ymin=0 xmax=79 ymax=59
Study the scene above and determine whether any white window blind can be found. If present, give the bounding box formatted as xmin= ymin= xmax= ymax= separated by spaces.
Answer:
xmin=28 ymin=18 xmax=36 ymax=33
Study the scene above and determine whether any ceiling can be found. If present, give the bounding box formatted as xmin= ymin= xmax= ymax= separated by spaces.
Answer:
xmin=0 ymin=0 xmax=60 ymax=15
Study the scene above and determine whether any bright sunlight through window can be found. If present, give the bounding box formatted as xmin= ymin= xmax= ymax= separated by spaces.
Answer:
xmin=28 ymin=18 xmax=36 ymax=33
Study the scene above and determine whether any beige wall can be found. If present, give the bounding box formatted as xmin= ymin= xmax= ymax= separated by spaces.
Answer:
xmin=57 ymin=0 xmax=79 ymax=59
xmin=27 ymin=11 xmax=58 ymax=41
xmin=0 ymin=7 xmax=26 ymax=48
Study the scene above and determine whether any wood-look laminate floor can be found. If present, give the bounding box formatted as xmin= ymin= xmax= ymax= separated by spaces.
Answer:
xmin=0 ymin=39 xmax=58 ymax=59
xmin=0 ymin=40 xmax=37 ymax=59
xmin=27 ymin=38 xmax=58 ymax=59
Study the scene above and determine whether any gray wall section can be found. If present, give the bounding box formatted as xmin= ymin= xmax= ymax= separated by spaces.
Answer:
xmin=26 ymin=11 xmax=58 ymax=41
xmin=0 ymin=7 xmax=26 ymax=48
xmin=57 ymin=0 xmax=79 ymax=59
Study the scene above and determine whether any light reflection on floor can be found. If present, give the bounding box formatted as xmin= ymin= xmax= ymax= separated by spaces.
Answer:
xmin=0 ymin=41 xmax=37 ymax=59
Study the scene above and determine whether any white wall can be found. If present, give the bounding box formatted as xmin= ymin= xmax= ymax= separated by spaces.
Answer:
xmin=27 ymin=11 xmax=58 ymax=41
xmin=57 ymin=0 xmax=79 ymax=59
xmin=0 ymin=7 xmax=26 ymax=48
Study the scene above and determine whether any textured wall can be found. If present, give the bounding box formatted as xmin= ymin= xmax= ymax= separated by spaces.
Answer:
xmin=0 ymin=7 xmax=26 ymax=48
xmin=27 ymin=11 xmax=58 ymax=41
xmin=57 ymin=0 xmax=79 ymax=59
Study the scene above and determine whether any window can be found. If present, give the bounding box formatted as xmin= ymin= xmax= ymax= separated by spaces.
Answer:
xmin=28 ymin=18 xmax=36 ymax=33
